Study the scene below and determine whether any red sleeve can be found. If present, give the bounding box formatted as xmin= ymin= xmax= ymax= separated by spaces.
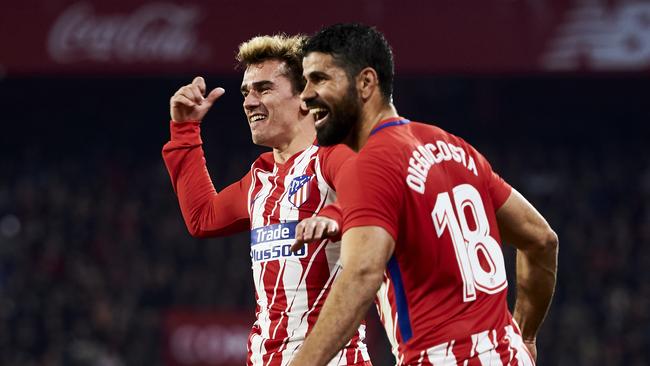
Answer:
xmin=317 ymin=143 xmax=356 ymax=190
xmin=319 ymin=202 xmax=342 ymax=222
xmin=313 ymin=144 xmax=355 ymax=241
xmin=162 ymin=121 xmax=250 ymax=237
xmin=339 ymin=145 xmax=403 ymax=241
xmin=472 ymin=146 xmax=512 ymax=209
xmin=488 ymin=171 xmax=512 ymax=209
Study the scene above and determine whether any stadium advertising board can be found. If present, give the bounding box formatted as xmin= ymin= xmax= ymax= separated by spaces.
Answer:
xmin=164 ymin=310 xmax=252 ymax=366
xmin=1 ymin=0 xmax=649 ymax=75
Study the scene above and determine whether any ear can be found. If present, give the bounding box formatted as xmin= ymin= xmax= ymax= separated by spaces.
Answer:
xmin=357 ymin=67 xmax=379 ymax=101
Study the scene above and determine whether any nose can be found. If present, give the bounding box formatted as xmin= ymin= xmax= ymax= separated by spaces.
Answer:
xmin=300 ymin=81 xmax=316 ymax=103
xmin=243 ymin=92 xmax=260 ymax=110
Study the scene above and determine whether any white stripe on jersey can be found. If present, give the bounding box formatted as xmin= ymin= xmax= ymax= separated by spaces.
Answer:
xmin=426 ymin=340 xmax=457 ymax=365
xmin=279 ymin=239 xmax=332 ymax=365
xmin=313 ymin=154 xmax=334 ymax=214
xmin=394 ymin=324 xmax=535 ymax=366
xmin=377 ymin=276 xmax=399 ymax=360
xmin=272 ymin=149 xmax=323 ymax=366
xmin=250 ymin=261 xmax=269 ymax=366
xmin=266 ymin=146 xmax=318 ymax=365
xmin=250 ymin=165 xmax=278 ymax=366
xmin=504 ymin=325 xmax=534 ymax=366
xmin=416 ymin=350 xmax=426 ymax=366
xmin=267 ymin=146 xmax=318 ymax=223
xmin=250 ymin=166 xmax=278 ymax=228
xmin=471 ymin=330 xmax=503 ymax=366
xmin=247 ymin=146 xmax=369 ymax=366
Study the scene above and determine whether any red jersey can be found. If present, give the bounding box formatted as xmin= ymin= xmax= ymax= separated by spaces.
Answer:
xmin=338 ymin=118 xmax=534 ymax=365
xmin=162 ymin=122 xmax=370 ymax=366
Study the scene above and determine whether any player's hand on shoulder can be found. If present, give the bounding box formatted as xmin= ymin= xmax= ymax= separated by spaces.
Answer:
xmin=170 ymin=76 xmax=225 ymax=123
xmin=291 ymin=216 xmax=340 ymax=253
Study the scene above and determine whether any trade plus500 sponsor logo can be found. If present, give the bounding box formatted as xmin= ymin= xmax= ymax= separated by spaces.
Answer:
xmin=250 ymin=222 xmax=306 ymax=263
xmin=47 ymin=2 xmax=210 ymax=63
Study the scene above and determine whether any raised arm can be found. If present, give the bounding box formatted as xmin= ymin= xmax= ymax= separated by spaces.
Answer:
xmin=162 ymin=77 xmax=250 ymax=237
xmin=496 ymin=189 xmax=559 ymax=360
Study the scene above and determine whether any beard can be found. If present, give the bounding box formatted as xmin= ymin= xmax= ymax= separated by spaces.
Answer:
xmin=315 ymin=84 xmax=362 ymax=147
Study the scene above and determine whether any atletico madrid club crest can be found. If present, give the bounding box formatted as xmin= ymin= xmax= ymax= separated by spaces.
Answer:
xmin=288 ymin=175 xmax=312 ymax=208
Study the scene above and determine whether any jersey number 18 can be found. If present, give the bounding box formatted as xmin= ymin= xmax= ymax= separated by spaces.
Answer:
xmin=431 ymin=184 xmax=507 ymax=302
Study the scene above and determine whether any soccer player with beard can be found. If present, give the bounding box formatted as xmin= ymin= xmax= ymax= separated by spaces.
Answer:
xmin=289 ymin=24 xmax=558 ymax=366
xmin=162 ymin=34 xmax=371 ymax=366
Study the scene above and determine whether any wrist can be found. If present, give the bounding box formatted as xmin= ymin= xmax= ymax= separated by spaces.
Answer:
xmin=169 ymin=121 xmax=202 ymax=144
xmin=171 ymin=119 xmax=201 ymax=124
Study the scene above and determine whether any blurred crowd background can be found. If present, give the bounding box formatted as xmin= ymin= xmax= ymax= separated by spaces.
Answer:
xmin=1 ymin=76 xmax=648 ymax=366
xmin=2 ymin=0 xmax=650 ymax=365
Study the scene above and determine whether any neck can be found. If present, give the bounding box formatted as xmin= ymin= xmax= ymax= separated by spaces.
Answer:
xmin=349 ymin=103 xmax=399 ymax=152
xmin=272 ymin=118 xmax=316 ymax=164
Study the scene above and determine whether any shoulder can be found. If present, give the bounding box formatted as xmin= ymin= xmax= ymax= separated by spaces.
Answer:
xmin=251 ymin=152 xmax=275 ymax=171
xmin=316 ymin=143 xmax=355 ymax=160
xmin=362 ymin=121 xmax=442 ymax=163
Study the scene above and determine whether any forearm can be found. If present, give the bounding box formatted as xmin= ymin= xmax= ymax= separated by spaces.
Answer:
xmin=513 ymin=240 xmax=558 ymax=340
xmin=163 ymin=122 xmax=249 ymax=237
xmin=290 ymin=268 xmax=383 ymax=366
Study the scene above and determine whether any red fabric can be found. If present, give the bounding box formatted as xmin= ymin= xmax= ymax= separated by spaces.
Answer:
xmin=162 ymin=121 xmax=250 ymax=237
xmin=162 ymin=122 xmax=367 ymax=365
xmin=338 ymin=119 xmax=515 ymax=364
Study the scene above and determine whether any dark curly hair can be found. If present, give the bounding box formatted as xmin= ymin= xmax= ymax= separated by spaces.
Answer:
xmin=303 ymin=23 xmax=394 ymax=102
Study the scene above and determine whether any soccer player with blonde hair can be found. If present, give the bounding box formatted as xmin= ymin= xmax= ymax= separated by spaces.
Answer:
xmin=163 ymin=34 xmax=371 ymax=365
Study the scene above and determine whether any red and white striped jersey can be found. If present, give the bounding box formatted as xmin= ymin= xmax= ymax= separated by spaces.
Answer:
xmin=337 ymin=118 xmax=535 ymax=365
xmin=163 ymin=122 xmax=370 ymax=366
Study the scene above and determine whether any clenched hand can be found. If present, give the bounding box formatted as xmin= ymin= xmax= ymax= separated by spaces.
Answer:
xmin=170 ymin=76 xmax=225 ymax=122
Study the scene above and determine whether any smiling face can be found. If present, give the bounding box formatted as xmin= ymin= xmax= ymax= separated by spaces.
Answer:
xmin=241 ymin=59 xmax=304 ymax=148
xmin=301 ymin=52 xmax=362 ymax=147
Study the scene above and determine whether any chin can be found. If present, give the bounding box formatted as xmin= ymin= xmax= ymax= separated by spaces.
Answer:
xmin=316 ymin=122 xmax=350 ymax=147
xmin=250 ymin=134 xmax=265 ymax=146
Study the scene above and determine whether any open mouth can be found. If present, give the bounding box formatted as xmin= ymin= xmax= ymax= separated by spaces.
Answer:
xmin=249 ymin=113 xmax=267 ymax=124
xmin=310 ymin=107 xmax=330 ymax=126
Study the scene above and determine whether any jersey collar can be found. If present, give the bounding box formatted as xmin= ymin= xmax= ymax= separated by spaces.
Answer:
xmin=370 ymin=117 xmax=410 ymax=136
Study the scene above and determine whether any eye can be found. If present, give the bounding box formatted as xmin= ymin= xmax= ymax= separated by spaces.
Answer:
xmin=308 ymin=73 xmax=327 ymax=84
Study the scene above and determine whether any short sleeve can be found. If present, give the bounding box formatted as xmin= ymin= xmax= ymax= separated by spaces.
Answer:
xmin=471 ymin=146 xmax=512 ymax=209
xmin=318 ymin=143 xmax=357 ymax=190
xmin=338 ymin=147 xmax=404 ymax=241
xmin=488 ymin=170 xmax=512 ymax=209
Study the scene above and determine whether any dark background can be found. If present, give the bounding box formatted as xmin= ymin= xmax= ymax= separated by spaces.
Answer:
xmin=1 ymin=74 xmax=649 ymax=365
xmin=1 ymin=0 xmax=650 ymax=364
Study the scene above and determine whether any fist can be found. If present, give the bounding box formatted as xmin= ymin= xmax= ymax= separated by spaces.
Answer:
xmin=291 ymin=216 xmax=340 ymax=253
xmin=170 ymin=76 xmax=225 ymax=123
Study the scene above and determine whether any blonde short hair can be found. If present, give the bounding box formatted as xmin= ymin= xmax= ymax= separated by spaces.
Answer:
xmin=237 ymin=34 xmax=307 ymax=94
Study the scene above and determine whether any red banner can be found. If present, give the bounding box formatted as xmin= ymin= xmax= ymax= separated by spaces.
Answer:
xmin=163 ymin=310 xmax=253 ymax=366
xmin=1 ymin=0 xmax=649 ymax=75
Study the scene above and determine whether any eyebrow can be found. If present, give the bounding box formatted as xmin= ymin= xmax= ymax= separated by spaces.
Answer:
xmin=306 ymin=71 xmax=329 ymax=80
xmin=240 ymin=80 xmax=274 ymax=93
